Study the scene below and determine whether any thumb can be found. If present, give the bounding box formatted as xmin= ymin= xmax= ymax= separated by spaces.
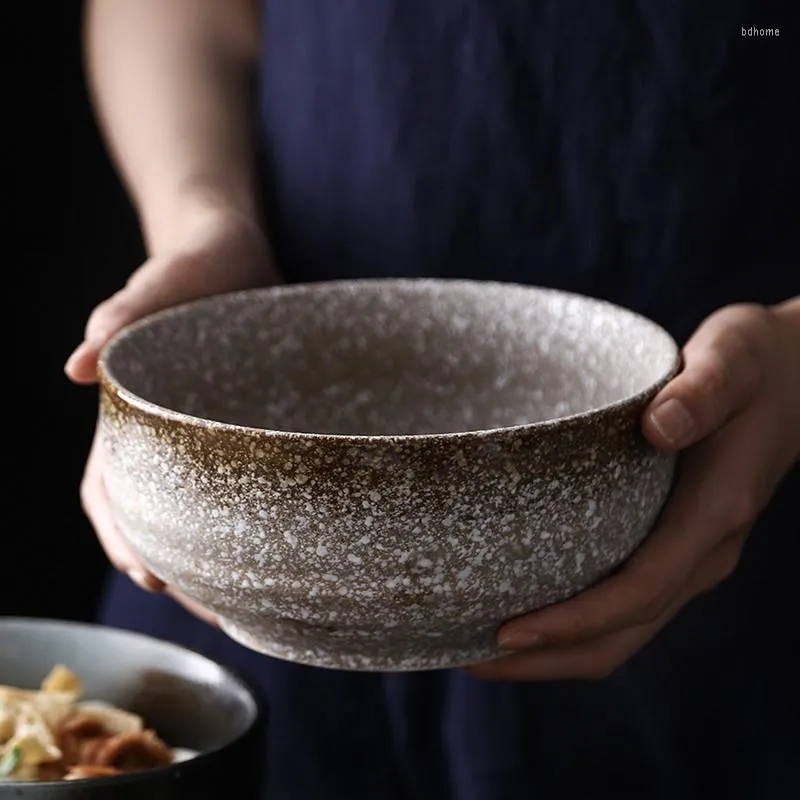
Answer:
xmin=643 ymin=304 xmax=768 ymax=451
xmin=64 ymin=212 xmax=275 ymax=385
xmin=64 ymin=285 xmax=149 ymax=385
xmin=65 ymin=243 xmax=262 ymax=384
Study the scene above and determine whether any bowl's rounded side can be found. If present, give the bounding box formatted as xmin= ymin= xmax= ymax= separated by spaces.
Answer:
xmin=0 ymin=618 xmax=263 ymax=798
xmin=99 ymin=380 xmax=676 ymax=671
xmin=97 ymin=281 xmax=680 ymax=670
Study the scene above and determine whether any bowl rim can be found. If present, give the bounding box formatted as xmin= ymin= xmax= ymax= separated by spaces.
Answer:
xmin=97 ymin=279 xmax=682 ymax=442
xmin=0 ymin=617 xmax=262 ymax=791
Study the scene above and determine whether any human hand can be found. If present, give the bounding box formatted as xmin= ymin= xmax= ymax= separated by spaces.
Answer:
xmin=468 ymin=300 xmax=800 ymax=682
xmin=66 ymin=207 xmax=280 ymax=624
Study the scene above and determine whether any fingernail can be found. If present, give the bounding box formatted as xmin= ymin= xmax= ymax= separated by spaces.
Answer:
xmin=649 ymin=398 xmax=695 ymax=446
xmin=497 ymin=630 xmax=545 ymax=651
xmin=127 ymin=568 xmax=162 ymax=593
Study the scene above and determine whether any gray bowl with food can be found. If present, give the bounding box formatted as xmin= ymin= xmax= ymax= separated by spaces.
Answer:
xmin=0 ymin=618 xmax=263 ymax=798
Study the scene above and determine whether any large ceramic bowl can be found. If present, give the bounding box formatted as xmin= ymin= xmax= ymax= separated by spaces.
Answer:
xmin=0 ymin=618 xmax=262 ymax=799
xmin=98 ymin=279 xmax=680 ymax=671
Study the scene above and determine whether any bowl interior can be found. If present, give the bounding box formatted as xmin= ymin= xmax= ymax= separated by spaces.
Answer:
xmin=0 ymin=618 xmax=257 ymax=754
xmin=102 ymin=280 xmax=678 ymax=436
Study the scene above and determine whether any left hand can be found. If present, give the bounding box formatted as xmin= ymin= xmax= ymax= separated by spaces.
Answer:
xmin=468 ymin=300 xmax=800 ymax=682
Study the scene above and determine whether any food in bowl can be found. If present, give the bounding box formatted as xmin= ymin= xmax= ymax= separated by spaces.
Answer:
xmin=0 ymin=666 xmax=195 ymax=783
xmin=0 ymin=618 xmax=263 ymax=798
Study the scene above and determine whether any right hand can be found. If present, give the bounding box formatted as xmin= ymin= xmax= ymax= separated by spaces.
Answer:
xmin=66 ymin=207 xmax=280 ymax=624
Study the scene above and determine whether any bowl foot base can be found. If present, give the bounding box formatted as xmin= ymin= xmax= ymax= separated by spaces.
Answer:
xmin=219 ymin=620 xmax=502 ymax=673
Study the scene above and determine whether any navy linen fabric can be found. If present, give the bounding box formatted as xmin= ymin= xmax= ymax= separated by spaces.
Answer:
xmin=102 ymin=2 xmax=800 ymax=797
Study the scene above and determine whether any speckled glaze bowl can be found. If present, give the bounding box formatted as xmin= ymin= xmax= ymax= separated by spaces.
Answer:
xmin=98 ymin=280 xmax=680 ymax=672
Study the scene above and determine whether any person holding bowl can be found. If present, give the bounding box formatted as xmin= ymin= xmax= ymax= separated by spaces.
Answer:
xmin=67 ymin=1 xmax=799 ymax=798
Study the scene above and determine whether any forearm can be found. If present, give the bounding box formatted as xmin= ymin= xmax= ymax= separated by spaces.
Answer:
xmin=84 ymin=0 xmax=262 ymax=255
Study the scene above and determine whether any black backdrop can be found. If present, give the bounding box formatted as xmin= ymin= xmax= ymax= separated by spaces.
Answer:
xmin=4 ymin=3 xmax=144 ymax=622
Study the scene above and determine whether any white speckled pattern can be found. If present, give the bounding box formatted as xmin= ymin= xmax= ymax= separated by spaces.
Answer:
xmin=99 ymin=280 xmax=679 ymax=671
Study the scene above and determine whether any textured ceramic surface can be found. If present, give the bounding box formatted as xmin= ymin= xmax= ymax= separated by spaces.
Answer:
xmin=98 ymin=280 xmax=680 ymax=672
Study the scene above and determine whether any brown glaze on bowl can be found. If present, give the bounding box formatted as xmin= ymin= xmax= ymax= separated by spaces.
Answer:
xmin=98 ymin=280 xmax=680 ymax=671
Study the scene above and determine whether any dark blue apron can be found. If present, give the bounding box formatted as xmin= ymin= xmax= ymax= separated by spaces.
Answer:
xmin=102 ymin=2 xmax=800 ymax=797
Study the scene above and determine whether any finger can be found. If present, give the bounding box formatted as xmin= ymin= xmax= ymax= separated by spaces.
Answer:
xmin=67 ymin=258 xmax=186 ymax=383
xmin=472 ymin=612 xmax=666 ymax=682
xmin=65 ymin=216 xmax=274 ymax=385
xmin=85 ymin=441 xmax=216 ymax=619
xmin=644 ymin=304 xmax=769 ymax=450
xmin=684 ymin=528 xmax=748 ymax=597
xmin=81 ymin=432 xmax=165 ymax=593
xmin=472 ymin=533 xmax=747 ymax=682
xmin=167 ymin=589 xmax=220 ymax=628
xmin=64 ymin=340 xmax=105 ymax=384
xmin=65 ymin=251 xmax=220 ymax=385
xmin=65 ymin=289 xmax=145 ymax=384
xmin=498 ymin=410 xmax=767 ymax=651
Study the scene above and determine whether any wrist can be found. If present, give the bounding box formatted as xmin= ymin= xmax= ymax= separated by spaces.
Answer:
xmin=140 ymin=182 xmax=262 ymax=258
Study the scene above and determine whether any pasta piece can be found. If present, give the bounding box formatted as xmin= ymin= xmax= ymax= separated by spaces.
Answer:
xmin=57 ymin=713 xmax=109 ymax=767
xmin=41 ymin=666 xmax=82 ymax=696
xmin=74 ymin=702 xmax=144 ymax=736
xmin=5 ymin=703 xmax=63 ymax=765
xmin=26 ymin=693 xmax=77 ymax=731
xmin=87 ymin=730 xmax=173 ymax=772
xmin=1 ymin=685 xmax=76 ymax=732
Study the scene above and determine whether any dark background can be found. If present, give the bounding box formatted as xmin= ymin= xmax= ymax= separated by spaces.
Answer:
xmin=4 ymin=2 xmax=143 ymax=622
